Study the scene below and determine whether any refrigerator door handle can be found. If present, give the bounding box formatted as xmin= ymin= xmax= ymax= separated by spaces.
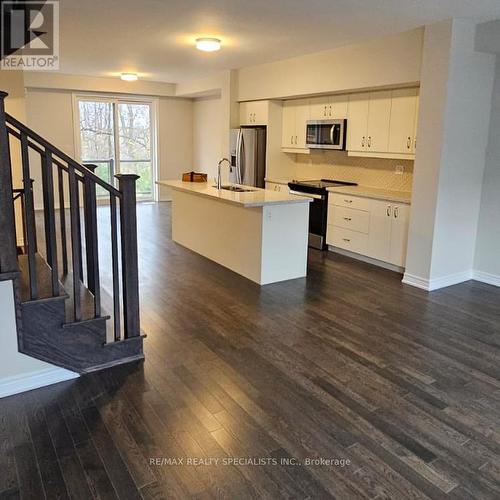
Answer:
xmin=236 ymin=129 xmax=243 ymax=184
xmin=238 ymin=130 xmax=245 ymax=184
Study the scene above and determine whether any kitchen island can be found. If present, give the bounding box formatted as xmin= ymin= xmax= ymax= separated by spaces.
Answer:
xmin=157 ymin=180 xmax=311 ymax=285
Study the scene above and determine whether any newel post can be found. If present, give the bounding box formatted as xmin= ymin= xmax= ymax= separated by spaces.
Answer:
xmin=115 ymin=174 xmax=140 ymax=338
xmin=0 ymin=91 xmax=19 ymax=274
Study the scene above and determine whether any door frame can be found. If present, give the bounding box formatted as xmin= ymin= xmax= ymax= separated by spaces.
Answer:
xmin=72 ymin=92 xmax=159 ymax=202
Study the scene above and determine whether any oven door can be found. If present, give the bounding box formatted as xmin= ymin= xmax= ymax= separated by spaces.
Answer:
xmin=306 ymin=120 xmax=346 ymax=150
xmin=289 ymin=190 xmax=327 ymax=249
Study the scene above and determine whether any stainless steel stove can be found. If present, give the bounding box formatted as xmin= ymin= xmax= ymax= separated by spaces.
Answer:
xmin=288 ymin=179 xmax=358 ymax=250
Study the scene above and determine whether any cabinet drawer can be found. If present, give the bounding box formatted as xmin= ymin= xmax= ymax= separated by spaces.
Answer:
xmin=329 ymin=206 xmax=370 ymax=234
xmin=327 ymin=226 xmax=368 ymax=254
xmin=329 ymin=193 xmax=371 ymax=211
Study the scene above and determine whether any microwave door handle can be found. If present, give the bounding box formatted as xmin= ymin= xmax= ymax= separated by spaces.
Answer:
xmin=330 ymin=125 xmax=334 ymax=145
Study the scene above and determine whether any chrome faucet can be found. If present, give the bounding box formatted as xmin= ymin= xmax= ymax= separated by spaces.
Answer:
xmin=216 ymin=158 xmax=231 ymax=189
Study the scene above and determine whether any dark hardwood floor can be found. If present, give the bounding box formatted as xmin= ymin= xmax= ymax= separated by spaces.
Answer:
xmin=2 ymin=201 xmax=500 ymax=499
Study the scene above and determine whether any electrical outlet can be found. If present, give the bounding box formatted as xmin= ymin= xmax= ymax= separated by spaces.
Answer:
xmin=395 ymin=165 xmax=404 ymax=175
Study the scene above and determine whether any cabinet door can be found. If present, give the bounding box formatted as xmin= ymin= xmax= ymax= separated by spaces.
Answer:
xmin=367 ymin=199 xmax=392 ymax=262
xmin=366 ymin=91 xmax=391 ymax=153
xmin=389 ymin=204 xmax=410 ymax=267
xmin=347 ymin=93 xmax=369 ymax=151
xmin=388 ymin=88 xmax=417 ymax=154
xmin=250 ymin=100 xmax=268 ymax=125
xmin=282 ymin=101 xmax=296 ymax=148
xmin=330 ymin=95 xmax=348 ymax=119
xmin=265 ymin=182 xmax=278 ymax=191
xmin=239 ymin=102 xmax=252 ymax=125
xmin=412 ymin=93 xmax=419 ymax=153
xmin=294 ymin=99 xmax=310 ymax=149
xmin=309 ymin=96 xmax=329 ymax=120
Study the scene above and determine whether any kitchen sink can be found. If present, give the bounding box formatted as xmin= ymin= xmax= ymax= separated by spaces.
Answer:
xmin=214 ymin=185 xmax=256 ymax=192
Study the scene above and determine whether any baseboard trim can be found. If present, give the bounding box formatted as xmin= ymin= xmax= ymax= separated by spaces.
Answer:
xmin=0 ymin=367 xmax=79 ymax=399
xmin=328 ymin=246 xmax=404 ymax=273
xmin=473 ymin=270 xmax=500 ymax=287
xmin=401 ymin=273 xmax=431 ymax=290
xmin=403 ymin=270 xmax=475 ymax=291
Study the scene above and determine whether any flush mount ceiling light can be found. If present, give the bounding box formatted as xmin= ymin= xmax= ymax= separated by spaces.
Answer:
xmin=195 ymin=38 xmax=221 ymax=52
xmin=120 ymin=73 xmax=138 ymax=81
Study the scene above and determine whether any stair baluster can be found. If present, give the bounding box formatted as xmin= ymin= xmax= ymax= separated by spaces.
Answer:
xmin=68 ymin=166 xmax=82 ymax=321
xmin=110 ymin=195 xmax=121 ymax=341
xmin=83 ymin=164 xmax=101 ymax=317
xmin=41 ymin=149 xmax=60 ymax=296
xmin=57 ymin=166 xmax=69 ymax=275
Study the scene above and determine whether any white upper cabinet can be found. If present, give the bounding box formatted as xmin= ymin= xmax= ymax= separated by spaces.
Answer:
xmin=366 ymin=91 xmax=392 ymax=153
xmin=388 ymin=88 xmax=418 ymax=154
xmin=309 ymin=96 xmax=329 ymax=120
xmin=346 ymin=93 xmax=370 ymax=152
xmin=240 ymin=100 xmax=269 ymax=126
xmin=310 ymin=95 xmax=348 ymax=120
xmin=346 ymin=88 xmax=419 ymax=158
xmin=282 ymin=101 xmax=296 ymax=148
xmin=281 ymin=99 xmax=310 ymax=151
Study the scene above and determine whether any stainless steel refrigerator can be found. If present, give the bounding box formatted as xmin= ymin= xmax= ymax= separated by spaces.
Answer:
xmin=229 ymin=127 xmax=267 ymax=188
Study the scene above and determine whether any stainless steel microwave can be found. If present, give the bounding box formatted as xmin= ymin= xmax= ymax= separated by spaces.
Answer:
xmin=306 ymin=119 xmax=347 ymax=150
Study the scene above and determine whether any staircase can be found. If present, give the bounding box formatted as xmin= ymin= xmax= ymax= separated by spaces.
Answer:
xmin=0 ymin=91 xmax=144 ymax=374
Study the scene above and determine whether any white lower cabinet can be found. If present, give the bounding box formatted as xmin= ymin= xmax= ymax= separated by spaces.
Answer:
xmin=265 ymin=182 xmax=289 ymax=193
xmin=326 ymin=195 xmax=410 ymax=268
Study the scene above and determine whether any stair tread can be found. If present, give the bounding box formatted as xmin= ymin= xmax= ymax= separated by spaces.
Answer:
xmin=18 ymin=254 xmax=67 ymax=302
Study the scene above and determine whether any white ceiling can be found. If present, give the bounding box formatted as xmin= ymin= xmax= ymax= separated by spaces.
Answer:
xmin=58 ymin=0 xmax=500 ymax=83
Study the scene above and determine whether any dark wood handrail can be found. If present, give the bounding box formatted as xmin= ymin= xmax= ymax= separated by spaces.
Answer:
xmin=5 ymin=114 xmax=122 ymax=198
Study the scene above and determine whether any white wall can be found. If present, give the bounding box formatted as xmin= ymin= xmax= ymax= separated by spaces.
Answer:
xmin=404 ymin=20 xmax=496 ymax=290
xmin=158 ymin=97 xmax=193 ymax=200
xmin=0 ymin=280 xmax=77 ymax=398
xmin=237 ymin=28 xmax=423 ymax=101
xmin=192 ymin=96 xmax=224 ymax=181
xmin=474 ymin=58 xmax=500 ymax=282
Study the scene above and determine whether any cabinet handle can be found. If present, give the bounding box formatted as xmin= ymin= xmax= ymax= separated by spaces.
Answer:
xmin=361 ymin=136 xmax=365 ymax=147
xmin=394 ymin=206 xmax=399 ymax=219
xmin=295 ymin=135 xmax=298 ymax=144
xmin=329 ymin=105 xmax=332 ymax=116
xmin=414 ymin=137 xmax=417 ymax=149
xmin=407 ymin=137 xmax=411 ymax=149
xmin=324 ymin=105 xmax=327 ymax=116
xmin=344 ymin=199 xmax=353 ymax=203
xmin=387 ymin=205 xmax=392 ymax=217
xmin=343 ymin=217 xmax=352 ymax=221
xmin=291 ymin=135 xmax=293 ymax=145
xmin=342 ymin=238 xmax=351 ymax=242
xmin=368 ymin=136 xmax=372 ymax=147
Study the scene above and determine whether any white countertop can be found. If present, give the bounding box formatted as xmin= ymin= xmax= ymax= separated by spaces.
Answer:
xmin=327 ymin=185 xmax=412 ymax=204
xmin=157 ymin=180 xmax=312 ymax=208
xmin=264 ymin=177 xmax=294 ymax=185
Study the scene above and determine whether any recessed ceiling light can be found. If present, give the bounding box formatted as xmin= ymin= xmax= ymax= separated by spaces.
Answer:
xmin=121 ymin=73 xmax=138 ymax=81
xmin=195 ymin=38 xmax=221 ymax=52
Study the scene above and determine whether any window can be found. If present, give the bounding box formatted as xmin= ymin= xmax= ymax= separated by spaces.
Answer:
xmin=75 ymin=95 xmax=157 ymax=201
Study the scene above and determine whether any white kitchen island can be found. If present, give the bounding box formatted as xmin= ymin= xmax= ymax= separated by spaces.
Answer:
xmin=157 ymin=180 xmax=311 ymax=285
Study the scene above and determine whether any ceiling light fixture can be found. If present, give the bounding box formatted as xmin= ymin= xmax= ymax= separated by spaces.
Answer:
xmin=120 ymin=73 xmax=138 ymax=81
xmin=195 ymin=38 xmax=221 ymax=52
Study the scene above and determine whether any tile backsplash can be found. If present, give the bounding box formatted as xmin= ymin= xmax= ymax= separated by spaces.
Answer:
xmin=291 ymin=150 xmax=414 ymax=192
